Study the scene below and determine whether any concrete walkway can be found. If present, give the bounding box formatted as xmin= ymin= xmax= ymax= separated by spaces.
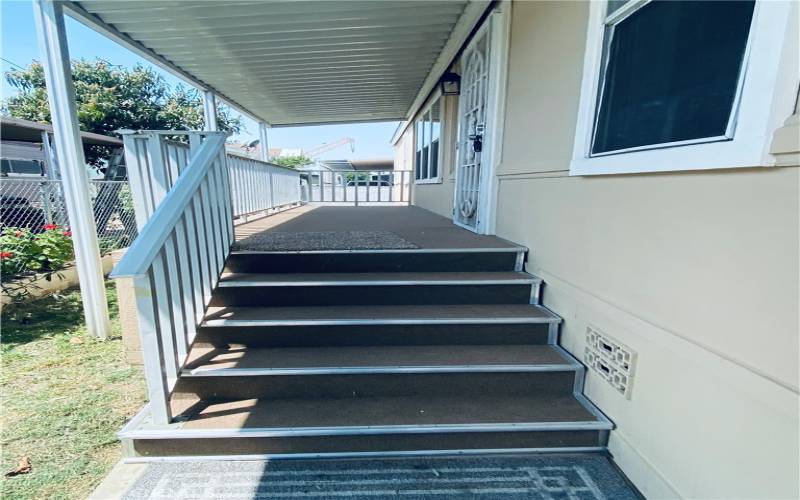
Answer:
xmin=90 ymin=454 xmax=642 ymax=499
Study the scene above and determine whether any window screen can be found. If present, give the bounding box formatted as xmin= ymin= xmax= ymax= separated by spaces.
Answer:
xmin=592 ymin=0 xmax=755 ymax=155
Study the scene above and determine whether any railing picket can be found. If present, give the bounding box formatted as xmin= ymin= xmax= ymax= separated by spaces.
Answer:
xmin=198 ymin=178 xmax=220 ymax=283
xmin=133 ymin=271 xmax=171 ymax=425
xmin=205 ymin=162 xmax=226 ymax=276
xmin=151 ymin=251 xmax=179 ymax=386
xmin=218 ymin=151 xmax=235 ymax=243
xmin=146 ymin=133 xmax=169 ymax=205
xmin=163 ymin=233 xmax=188 ymax=362
xmin=190 ymin=196 xmax=212 ymax=305
xmin=175 ymin=213 xmax=201 ymax=337
xmin=123 ymin=137 xmax=154 ymax=229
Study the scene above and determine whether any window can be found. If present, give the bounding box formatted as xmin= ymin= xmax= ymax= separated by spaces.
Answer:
xmin=571 ymin=0 xmax=794 ymax=175
xmin=593 ymin=0 xmax=754 ymax=155
xmin=414 ymin=96 xmax=442 ymax=183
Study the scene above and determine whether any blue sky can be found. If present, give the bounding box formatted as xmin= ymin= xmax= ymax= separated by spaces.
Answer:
xmin=0 ymin=0 xmax=399 ymax=160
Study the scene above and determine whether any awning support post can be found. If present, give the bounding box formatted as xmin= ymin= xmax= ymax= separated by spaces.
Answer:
xmin=203 ymin=90 xmax=218 ymax=132
xmin=33 ymin=0 xmax=110 ymax=339
xmin=258 ymin=122 xmax=270 ymax=162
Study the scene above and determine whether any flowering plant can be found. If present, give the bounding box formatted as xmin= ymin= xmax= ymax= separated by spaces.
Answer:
xmin=0 ymin=225 xmax=74 ymax=281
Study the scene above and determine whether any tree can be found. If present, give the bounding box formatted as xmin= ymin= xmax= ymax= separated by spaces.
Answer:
xmin=2 ymin=59 xmax=242 ymax=169
xmin=271 ymin=155 xmax=313 ymax=169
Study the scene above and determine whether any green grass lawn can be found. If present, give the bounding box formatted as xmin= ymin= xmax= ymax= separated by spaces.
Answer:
xmin=1 ymin=283 xmax=145 ymax=499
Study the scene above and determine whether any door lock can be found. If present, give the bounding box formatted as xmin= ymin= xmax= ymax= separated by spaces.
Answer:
xmin=469 ymin=124 xmax=485 ymax=153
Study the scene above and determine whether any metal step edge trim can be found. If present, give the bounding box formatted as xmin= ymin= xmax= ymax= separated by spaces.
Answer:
xmin=229 ymin=247 xmax=527 ymax=255
xmin=217 ymin=278 xmax=540 ymax=287
xmin=122 ymin=447 xmax=607 ymax=463
xmin=547 ymin=345 xmax=616 ymax=429
xmin=180 ymin=364 xmax=580 ymax=376
xmin=120 ymin=421 xmax=613 ymax=440
xmin=202 ymin=316 xmax=562 ymax=327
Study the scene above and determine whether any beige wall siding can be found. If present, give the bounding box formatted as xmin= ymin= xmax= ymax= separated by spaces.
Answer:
xmin=492 ymin=1 xmax=800 ymax=498
xmin=404 ymin=94 xmax=459 ymax=219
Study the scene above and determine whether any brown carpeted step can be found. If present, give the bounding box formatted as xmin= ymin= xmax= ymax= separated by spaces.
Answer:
xmin=202 ymin=303 xmax=559 ymax=325
xmin=211 ymin=271 xmax=540 ymax=307
xmin=224 ymin=248 xmax=525 ymax=274
xmin=196 ymin=304 xmax=559 ymax=348
xmin=123 ymin=393 xmax=612 ymax=457
xmin=183 ymin=344 xmax=570 ymax=372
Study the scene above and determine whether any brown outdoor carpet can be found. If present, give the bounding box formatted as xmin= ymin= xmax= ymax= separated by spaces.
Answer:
xmin=234 ymin=230 xmax=418 ymax=251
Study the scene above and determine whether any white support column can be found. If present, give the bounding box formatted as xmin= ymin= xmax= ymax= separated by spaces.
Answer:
xmin=203 ymin=90 xmax=218 ymax=132
xmin=258 ymin=122 xmax=270 ymax=162
xmin=33 ymin=0 xmax=110 ymax=339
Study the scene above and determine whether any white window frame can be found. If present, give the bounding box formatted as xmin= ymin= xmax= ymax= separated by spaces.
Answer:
xmin=570 ymin=0 xmax=796 ymax=176
xmin=414 ymin=92 xmax=444 ymax=184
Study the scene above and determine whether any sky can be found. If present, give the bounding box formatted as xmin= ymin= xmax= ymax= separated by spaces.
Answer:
xmin=0 ymin=0 xmax=400 ymax=161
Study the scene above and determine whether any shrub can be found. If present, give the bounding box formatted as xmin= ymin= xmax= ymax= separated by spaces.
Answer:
xmin=0 ymin=225 xmax=74 ymax=281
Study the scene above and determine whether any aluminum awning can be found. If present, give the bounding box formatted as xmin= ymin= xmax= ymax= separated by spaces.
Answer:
xmin=66 ymin=1 xmax=489 ymax=127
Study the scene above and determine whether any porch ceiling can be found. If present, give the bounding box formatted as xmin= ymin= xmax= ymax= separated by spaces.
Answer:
xmin=67 ymin=1 xmax=483 ymax=126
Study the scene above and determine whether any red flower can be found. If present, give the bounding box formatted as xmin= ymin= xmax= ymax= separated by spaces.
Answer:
xmin=43 ymin=224 xmax=59 ymax=231
xmin=62 ymin=231 xmax=72 ymax=237
xmin=13 ymin=231 xmax=23 ymax=237
xmin=0 ymin=251 xmax=14 ymax=260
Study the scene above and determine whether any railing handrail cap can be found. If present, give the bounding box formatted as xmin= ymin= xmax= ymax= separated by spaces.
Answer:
xmin=116 ymin=129 xmax=231 ymax=137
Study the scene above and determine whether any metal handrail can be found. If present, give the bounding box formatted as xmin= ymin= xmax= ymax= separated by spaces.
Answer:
xmin=110 ymin=132 xmax=233 ymax=425
xmin=112 ymin=133 xmax=228 ymax=278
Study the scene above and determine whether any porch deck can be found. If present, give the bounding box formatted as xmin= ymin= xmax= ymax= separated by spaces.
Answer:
xmin=234 ymin=205 xmax=518 ymax=251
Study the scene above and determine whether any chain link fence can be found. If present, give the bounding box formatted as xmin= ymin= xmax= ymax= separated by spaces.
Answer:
xmin=1 ymin=178 xmax=138 ymax=277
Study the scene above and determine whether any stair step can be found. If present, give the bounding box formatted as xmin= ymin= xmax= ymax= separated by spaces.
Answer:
xmin=183 ymin=344 xmax=570 ymax=374
xmin=225 ymin=248 xmax=525 ymax=274
xmin=196 ymin=304 xmax=559 ymax=348
xmin=122 ymin=393 xmax=612 ymax=458
xmin=218 ymin=271 xmax=538 ymax=285
xmin=212 ymin=271 xmax=539 ymax=306
xmin=203 ymin=303 xmax=559 ymax=326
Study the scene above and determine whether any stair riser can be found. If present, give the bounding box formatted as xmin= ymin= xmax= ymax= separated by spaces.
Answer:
xmin=174 ymin=371 xmax=576 ymax=400
xmin=226 ymin=251 xmax=521 ymax=274
xmin=194 ymin=323 xmax=553 ymax=348
xmin=210 ymin=284 xmax=532 ymax=307
xmin=129 ymin=430 xmax=606 ymax=458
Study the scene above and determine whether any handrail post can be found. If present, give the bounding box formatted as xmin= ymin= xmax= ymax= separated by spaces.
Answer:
xmin=203 ymin=91 xmax=218 ymax=131
xmin=258 ymin=122 xmax=270 ymax=162
xmin=33 ymin=0 xmax=110 ymax=339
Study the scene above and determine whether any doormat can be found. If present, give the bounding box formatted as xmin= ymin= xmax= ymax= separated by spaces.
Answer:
xmin=234 ymin=230 xmax=418 ymax=251
xmin=121 ymin=453 xmax=643 ymax=499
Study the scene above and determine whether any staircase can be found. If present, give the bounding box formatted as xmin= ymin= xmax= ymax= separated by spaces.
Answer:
xmin=121 ymin=246 xmax=612 ymax=459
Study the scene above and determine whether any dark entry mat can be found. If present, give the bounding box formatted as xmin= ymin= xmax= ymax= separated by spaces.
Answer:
xmin=234 ymin=230 xmax=418 ymax=251
xmin=122 ymin=453 xmax=642 ymax=499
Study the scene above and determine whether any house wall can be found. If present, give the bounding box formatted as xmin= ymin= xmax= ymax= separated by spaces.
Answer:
xmin=397 ymin=94 xmax=458 ymax=219
xmin=490 ymin=1 xmax=800 ymax=498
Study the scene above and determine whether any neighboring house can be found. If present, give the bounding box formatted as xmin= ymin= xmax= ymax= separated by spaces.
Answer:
xmin=0 ymin=117 xmax=124 ymax=179
xmin=34 ymin=1 xmax=798 ymax=499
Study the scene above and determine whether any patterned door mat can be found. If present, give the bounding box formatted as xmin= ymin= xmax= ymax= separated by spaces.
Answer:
xmin=234 ymin=230 xmax=419 ymax=251
xmin=122 ymin=454 xmax=642 ymax=499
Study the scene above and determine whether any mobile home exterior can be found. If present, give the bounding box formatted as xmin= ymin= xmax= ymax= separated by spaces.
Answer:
xmin=395 ymin=1 xmax=799 ymax=498
xmin=31 ymin=0 xmax=800 ymax=497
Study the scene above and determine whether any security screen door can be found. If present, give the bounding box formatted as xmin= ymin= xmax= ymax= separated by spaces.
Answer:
xmin=454 ymin=22 xmax=493 ymax=233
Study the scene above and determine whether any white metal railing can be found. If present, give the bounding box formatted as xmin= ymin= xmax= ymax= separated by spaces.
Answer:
xmin=302 ymin=169 xmax=411 ymax=205
xmin=121 ymin=131 xmax=302 ymax=228
xmin=227 ymin=154 xmax=302 ymax=219
xmin=112 ymin=131 xmax=232 ymax=424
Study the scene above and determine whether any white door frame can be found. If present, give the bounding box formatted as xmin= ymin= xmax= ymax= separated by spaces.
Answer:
xmin=453 ymin=1 xmax=512 ymax=234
